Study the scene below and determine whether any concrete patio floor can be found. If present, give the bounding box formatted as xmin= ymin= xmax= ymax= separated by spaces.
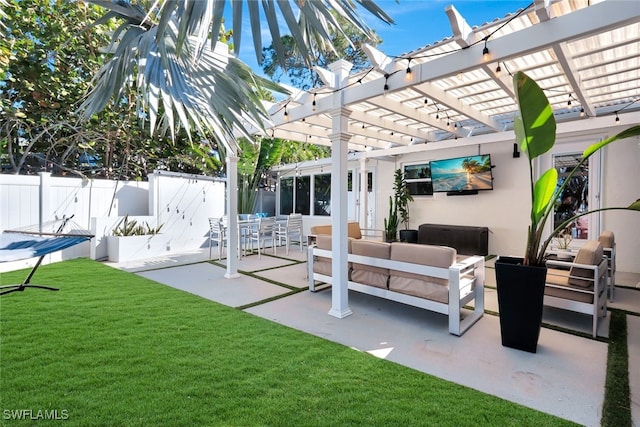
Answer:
xmin=107 ymin=247 xmax=640 ymax=427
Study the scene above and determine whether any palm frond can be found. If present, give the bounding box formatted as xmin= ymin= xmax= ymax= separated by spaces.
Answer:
xmin=79 ymin=0 xmax=393 ymax=151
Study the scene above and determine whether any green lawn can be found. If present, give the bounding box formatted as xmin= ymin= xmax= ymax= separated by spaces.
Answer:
xmin=0 ymin=259 xmax=576 ymax=426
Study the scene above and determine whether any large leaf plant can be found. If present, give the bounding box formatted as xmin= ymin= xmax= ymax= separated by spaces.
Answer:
xmin=513 ymin=71 xmax=640 ymax=266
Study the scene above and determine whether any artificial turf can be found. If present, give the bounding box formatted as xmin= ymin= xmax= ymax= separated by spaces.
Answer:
xmin=0 ymin=258 xmax=577 ymax=426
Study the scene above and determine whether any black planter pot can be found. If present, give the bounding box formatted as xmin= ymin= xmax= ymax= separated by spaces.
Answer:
xmin=495 ymin=256 xmax=547 ymax=353
xmin=399 ymin=229 xmax=418 ymax=243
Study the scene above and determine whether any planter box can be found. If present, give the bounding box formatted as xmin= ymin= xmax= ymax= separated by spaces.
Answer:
xmin=107 ymin=234 xmax=172 ymax=263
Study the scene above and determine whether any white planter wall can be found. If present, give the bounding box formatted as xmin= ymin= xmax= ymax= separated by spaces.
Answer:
xmin=106 ymin=234 xmax=173 ymax=263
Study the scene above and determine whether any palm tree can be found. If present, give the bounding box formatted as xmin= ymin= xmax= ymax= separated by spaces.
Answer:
xmin=78 ymin=1 xmax=394 ymax=154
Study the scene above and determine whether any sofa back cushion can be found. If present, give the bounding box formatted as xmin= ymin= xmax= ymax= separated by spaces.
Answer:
xmin=310 ymin=222 xmax=362 ymax=239
xmin=388 ymin=243 xmax=456 ymax=303
xmin=350 ymin=240 xmax=390 ymax=289
xmin=312 ymin=235 xmax=353 ymax=276
xmin=347 ymin=222 xmax=363 ymax=240
xmin=568 ymin=240 xmax=603 ymax=288
xmin=597 ymin=230 xmax=614 ymax=249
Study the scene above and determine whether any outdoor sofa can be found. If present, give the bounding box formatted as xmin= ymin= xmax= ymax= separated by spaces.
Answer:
xmin=308 ymin=236 xmax=485 ymax=336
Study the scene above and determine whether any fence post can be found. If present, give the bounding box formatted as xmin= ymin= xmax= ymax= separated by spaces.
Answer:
xmin=38 ymin=172 xmax=52 ymax=232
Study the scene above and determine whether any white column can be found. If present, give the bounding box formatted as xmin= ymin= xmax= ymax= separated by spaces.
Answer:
xmin=225 ymin=154 xmax=240 ymax=279
xmin=327 ymin=58 xmax=354 ymax=318
xmin=359 ymin=157 xmax=368 ymax=228
xmin=328 ymin=113 xmax=353 ymax=319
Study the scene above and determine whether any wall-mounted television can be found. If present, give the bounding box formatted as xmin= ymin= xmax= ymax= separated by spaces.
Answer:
xmin=430 ymin=154 xmax=493 ymax=194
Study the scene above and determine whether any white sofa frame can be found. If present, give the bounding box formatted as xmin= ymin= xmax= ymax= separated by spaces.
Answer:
xmin=544 ymin=256 xmax=608 ymax=338
xmin=307 ymin=246 xmax=485 ymax=336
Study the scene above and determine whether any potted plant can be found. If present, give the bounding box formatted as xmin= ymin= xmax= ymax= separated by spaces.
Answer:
xmin=495 ymin=71 xmax=640 ymax=352
xmin=394 ymin=169 xmax=418 ymax=243
xmin=383 ymin=196 xmax=399 ymax=242
xmin=107 ymin=215 xmax=169 ymax=262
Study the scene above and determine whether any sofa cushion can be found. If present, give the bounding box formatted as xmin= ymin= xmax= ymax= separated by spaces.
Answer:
xmin=597 ymin=230 xmax=614 ymax=249
xmin=311 ymin=224 xmax=333 ymax=236
xmin=568 ymin=240 xmax=603 ymax=288
xmin=350 ymin=240 xmax=390 ymax=289
xmin=545 ymin=270 xmax=594 ymax=303
xmin=312 ymin=235 xmax=353 ymax=276
xmin=388 ymin=243 xmax=456 ymax=303
xmin=310 ymin=222 xmax=362 ymax=240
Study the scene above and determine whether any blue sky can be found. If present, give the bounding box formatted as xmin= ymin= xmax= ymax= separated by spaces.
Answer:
xmin=233 ymin=1 xmax=530 ymax=77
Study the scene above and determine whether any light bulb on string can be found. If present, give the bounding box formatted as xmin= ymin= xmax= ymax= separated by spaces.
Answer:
xmin=482 ymin=38 xmax=490 ymax=62
xmin=312 ymin=94 xmax=317 ymax=112
xmin=615 ymin=112 xmax=620 ymax=123
xmin=405 ymin=58 xmax=413 ymax=82
xmin=495 ymin=64 xmax=502 ymax=77
xmin=580 ymin=107 xmax=585 ymax=118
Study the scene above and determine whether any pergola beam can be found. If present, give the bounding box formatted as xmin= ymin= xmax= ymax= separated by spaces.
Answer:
xmin=340 ymin=2 xmax=639 ymax=115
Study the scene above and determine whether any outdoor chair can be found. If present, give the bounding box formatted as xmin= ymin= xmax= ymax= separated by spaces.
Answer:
xmin=544 ymin=240 xmax=608 ymax=338
xmin=597 ymin=230 xmax=616 ymax=301
xmin=275 ymin=213 xmax=304 ymax=255
xmin=249 ymin=216 xmax=276 ymax=258
xmin=209 ymin=217 xmax=227 ymax=260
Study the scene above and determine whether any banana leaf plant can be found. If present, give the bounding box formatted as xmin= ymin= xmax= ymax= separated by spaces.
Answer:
xmin=513 ymin=71 xmax=640 ymax=266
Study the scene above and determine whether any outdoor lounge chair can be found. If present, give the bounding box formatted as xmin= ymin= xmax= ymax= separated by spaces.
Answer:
xmin=0 ymin=216 xmax=93 ymax=295
xmin=544 ymin=240 xmax=608 ymax=338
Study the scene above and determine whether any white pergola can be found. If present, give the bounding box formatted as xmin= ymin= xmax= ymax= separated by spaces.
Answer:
xmin=229 ymin=0 xmax=640 ymax=317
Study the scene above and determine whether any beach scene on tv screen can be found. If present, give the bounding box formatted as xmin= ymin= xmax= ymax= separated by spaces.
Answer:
xmin=432 ymin=155 xmax=493 ymax=192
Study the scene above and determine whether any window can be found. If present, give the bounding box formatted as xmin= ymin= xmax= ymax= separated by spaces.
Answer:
xmin=554 ymin=154 xmax=589 ymax=239
xmin=280 ymin=177 xmax=294 ymax=215
xmin=296 ymin=176 xmax=311 ymax=215
xmin=314 ymin=173 xmax=331 ymax=216
xmin=404 ymin=163 xmax=433 ymax=195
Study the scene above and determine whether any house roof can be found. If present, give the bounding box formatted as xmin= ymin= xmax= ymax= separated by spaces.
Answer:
xmin=262 ymin=0 xmax=640 ymax=154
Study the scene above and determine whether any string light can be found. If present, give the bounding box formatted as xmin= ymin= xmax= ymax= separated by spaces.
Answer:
xmin=405 ymin=58 xmax=413 ymax=82
xmin=567 ymin=94 xmax=572 ymax=106
xmin=615 ymin=112 xmax=620 ymax=123
xmin=482 ymin=38 xmax=490 ymax=62
xmin=580 ymin=107 xmax=585 ymax=118
xmin=383 ymin=73 xmax=390 ymax=94
xmin=312 ymin=93 xmax=317 ymax=112
xmin=495 ymin=64 xmax=502 ymax=77
xmin=284 ymin=105 xmax=289 ymax=121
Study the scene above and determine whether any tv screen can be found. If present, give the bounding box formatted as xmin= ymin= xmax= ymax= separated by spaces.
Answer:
xmin=431 ymin=154 xmax=493 ymax=193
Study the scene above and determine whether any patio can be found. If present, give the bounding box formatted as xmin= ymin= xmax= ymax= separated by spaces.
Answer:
xmin=107 ymin=247 xmax=640 ymax=427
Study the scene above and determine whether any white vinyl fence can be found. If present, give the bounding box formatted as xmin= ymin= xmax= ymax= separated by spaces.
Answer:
xmin=0 ymin=171 xmax=226 ymax=270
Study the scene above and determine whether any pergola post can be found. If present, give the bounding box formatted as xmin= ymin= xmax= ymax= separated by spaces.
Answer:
xmin=225 ymin=153 xmax=240 ymax=279
xmin=359 ymin=157 xmax=368 ymax=228
xmin=328 ymin=59 xmax=353 ymax=319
